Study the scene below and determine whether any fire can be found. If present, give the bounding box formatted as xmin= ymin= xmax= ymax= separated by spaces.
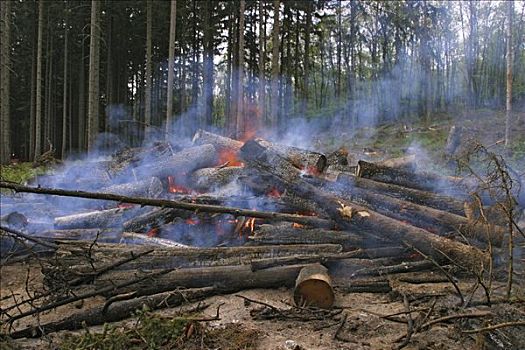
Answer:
xmin=167 ymin=175 xmax=192 ymax=194
xmin=292 ymin=222 xmax=305 ymax=229
xmin=267 ymin=187 xmax=282 ymax=198
xmin=241 ymin=217 xmax=256 ymax=236
xmin=186 ymin=217 xmax=199 ymax=225
xmin=118 ymin=203 xmax=135 ymax=209
xmin=300 ymin=165 xmax=321 ymax=177
xmin=146 ymin=227 xmax=159 ymax=237
xmin=217 ymin=149 xmax=244 ymax=167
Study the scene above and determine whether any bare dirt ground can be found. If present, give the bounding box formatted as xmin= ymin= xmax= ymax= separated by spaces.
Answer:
xmin=2 ymin=262 xmax=524 ymax=350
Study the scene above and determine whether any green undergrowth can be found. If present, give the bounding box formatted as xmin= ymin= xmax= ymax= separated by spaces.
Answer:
xmin=0 ymin=162 xmax=49 ymax=184
xmin=58 ymin=308 xmax=259 ymax=350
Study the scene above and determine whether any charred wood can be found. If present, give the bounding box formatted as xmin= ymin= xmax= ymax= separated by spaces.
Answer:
xmin=134 ymin=144 xmax=217 ymax=178
xmin=335 ymin=173 xmax=466 ymax=216
xmin=100 ymin=177 xmax=163 ymax=198
xmin=0 ymin=182 xmax=334 ymax=229
xmin=355 ymin=160 xmax=471 ymax=195
xmin=324 ymin=175 xmax=505 ymax=246
xmin=240 ymin=140 xmax=489 ymax=272
xmin=249 ymin=224 xmax=387 ymax=250
xmin=192 ymin=129 xmax=243 ymax=152
xmin=190 ymin=166 xmax=244 ymax=191
xmin=255 ymin=138 xmax=327 ymax=174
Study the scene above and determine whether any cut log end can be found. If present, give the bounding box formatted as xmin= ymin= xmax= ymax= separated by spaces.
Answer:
xmin=293 ymin=263 xmax=334 ymax=309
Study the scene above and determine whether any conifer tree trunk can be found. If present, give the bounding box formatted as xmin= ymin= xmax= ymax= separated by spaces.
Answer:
xmin=0 ymin=0 xmax=11 ymax=164
xmin=258 ymin=0 xmax=265 ymax=128
xmin=270 ymin=0 xmax=280 ymax=129
xmin=144 ymin=0 xmax=152 ymax=138
xmin=61 ymin=13 xmax=68 ymax=159
xmin=301 ymin=1 xmax=311 ymax=115
xmin=505 ymin=0 xmax=513 ymax=148
xmin=34 ymin=0 xmax=45 ymax=158
xmin=166 ymin=0 xmax=177 ymax=138
xmin=202 ymin=0 xmax=214 ymax=127
xmin=236 ymin=0 xmax=246 ymax=137
xmin=87 ymin=0 xmax=101 ymax=151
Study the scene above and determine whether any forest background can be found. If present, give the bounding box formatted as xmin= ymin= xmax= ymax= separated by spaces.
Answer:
xmin=0 ymin=0 xmax=524 ymax=165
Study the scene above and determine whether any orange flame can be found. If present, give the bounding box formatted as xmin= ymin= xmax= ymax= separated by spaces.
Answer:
xmin=167 ymin=175 xmax=192 ymax=194
xmin=292 ymin=222 xmax=305 ymax=229
xmin=146 ymin=227 xmax=159 ymax=237
xmin=267 ymin=187 xmax=282 ymax=198
xmin=242 ymin=218 xmax=256 ymax=236
xmin=118 ymin=203 xmax=135 ymax=209
xmin=186 ymin=217 xmax=199 ymax=225
xmin=217 ymin=149 xmax=244 ymax=167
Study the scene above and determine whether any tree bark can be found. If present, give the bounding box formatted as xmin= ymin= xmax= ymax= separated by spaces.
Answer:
xmin=505 ymin=0 xmax=513 ymax=148
xmin=87 ymin=0 xmax=101 ymax=151
xmin=335 ymin=172 xmax=467 ymax=216
xmin=61 ymin=9 xmax=68 ymax=159
xmin=236 ymin=0 xmax=246 ymax=137
xmin=144 ymin=0 xmax=153 ymax=138
xmin=240 ymin=140 xmax=489 ymax=272
xmin=270 ymin=0 xmax=280 ymax=129
xmin=166 ymin=0 xmax=177 ymax=138
xmin=258 ymin=0 xmax=265 ymax=127
xmin=0 ymin=0 xmax=11 ymax=164
xmin=34 ymin=0 xmax=45 ymax=158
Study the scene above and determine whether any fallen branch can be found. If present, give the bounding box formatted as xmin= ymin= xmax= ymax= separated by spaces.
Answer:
xmin=462 ymin=321 xmax=525 ymax=333
xmin=0 ymin=182 xmax=333 ymax=229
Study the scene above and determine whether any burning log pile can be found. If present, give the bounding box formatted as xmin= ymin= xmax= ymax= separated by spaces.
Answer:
xmin=0 ymin=129 xmax=521 ymax=342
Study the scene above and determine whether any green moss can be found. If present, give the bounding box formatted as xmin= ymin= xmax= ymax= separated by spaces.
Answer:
xmin=0 ymin=162 xmax=49 ymax=184
xmin=58 ymin=308 xmax=259 ymax=350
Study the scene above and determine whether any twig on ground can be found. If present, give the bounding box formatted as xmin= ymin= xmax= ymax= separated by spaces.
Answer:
xmin=462 ymin=321 xmax=525 ymax=333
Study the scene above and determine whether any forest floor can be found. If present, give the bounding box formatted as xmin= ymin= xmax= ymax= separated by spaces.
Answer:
xmin=2 ymin=261 xmax=525 ymax=350
xmin=1 ymin=109 xmax=525 ymax=349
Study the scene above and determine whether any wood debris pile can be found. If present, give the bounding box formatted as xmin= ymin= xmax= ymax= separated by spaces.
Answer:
xmin=1 ymin=129 xmax=522 ymax=344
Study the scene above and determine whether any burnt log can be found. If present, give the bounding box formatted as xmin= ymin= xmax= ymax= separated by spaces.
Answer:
xmin=240 ymin=139 xmax=489 ymax=272
xmin=54 ymin=208 xmax=133 ymax=229
xmin=325 ymin=176 xmax=505 ymax=246
xmin=335 ymin=173 xmax=466 ymax=216
xmin=249 ymin=224 xmax=387 ymax=249
xmin=192 ymin=129 xmax=243 ymax=152
xmin=255 ymin=138 xmax=327 ymax=174
xmin=294 ymin=264 xmax=335 ymax=309
xmin=134 ymin=144 xmax=218 ymax=178
xmin=0 ymin=182 xmax=334 ymax=229
xmin=37 ymin=228 xmax=122 ymax=242
xmin=190 ymin=166 xmax=244 ymax=191
xmin=120 ymin=232 xmax=191 ymax=248
xmin=122 ymin=207 xmax=191 ymax=232
xmin=356 ymin=160 xmax=470 ymax=194
xmin=101 ymin=177 xmax=163 ymax=198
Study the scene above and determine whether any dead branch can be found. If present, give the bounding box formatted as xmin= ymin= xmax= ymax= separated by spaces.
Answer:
xmin=0 ymin=182 xmax=333 ymax=229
